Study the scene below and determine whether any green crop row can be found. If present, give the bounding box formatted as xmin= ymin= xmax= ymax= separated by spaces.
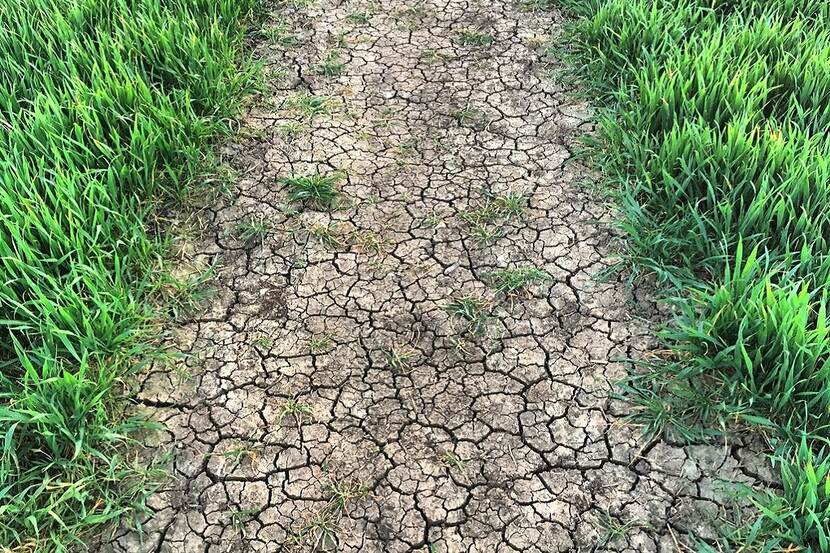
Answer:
xmin=557 ymin=0 xmax=830 ymax=550
xmin=0 ymin=0 xmax=258 ymax=549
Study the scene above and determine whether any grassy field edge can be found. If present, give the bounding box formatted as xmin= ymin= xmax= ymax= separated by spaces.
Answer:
xmin=0 ymin=0 xmax=261 ymax=550
xmin=553 ymin=0 xmax=830 ymax=550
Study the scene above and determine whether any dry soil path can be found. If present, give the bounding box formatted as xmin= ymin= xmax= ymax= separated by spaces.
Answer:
xmin=106 ymin=1 xmax=764 ymax=551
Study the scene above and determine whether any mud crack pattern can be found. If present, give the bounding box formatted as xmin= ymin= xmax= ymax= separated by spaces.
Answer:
xmin=104 ymin=1 xmax=767 ymax=551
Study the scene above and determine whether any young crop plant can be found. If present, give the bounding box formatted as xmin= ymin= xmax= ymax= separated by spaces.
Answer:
xmin=556 ymin=0 xmax=830 ymax=549
xmin=281 ymin=172 xmax=343 ymax=209
xmin=0 ymin=0 xmax=259 ymax=548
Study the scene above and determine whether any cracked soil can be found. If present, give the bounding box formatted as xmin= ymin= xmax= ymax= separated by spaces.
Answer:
xmin=101 ymin=1 xmax=768 ymax=551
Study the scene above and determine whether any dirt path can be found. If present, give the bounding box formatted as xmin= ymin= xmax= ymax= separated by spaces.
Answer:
xmin=106 ymin=1 xmax=761 ymax=551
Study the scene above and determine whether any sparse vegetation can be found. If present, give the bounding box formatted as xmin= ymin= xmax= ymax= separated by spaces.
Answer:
xmin=451 ymin=104 xmax=482 ymax=124
xmin=308 ymin=333 xmax=334 ymax=353
xmin=286 ymin=93 xmax=332 ymax=118
xmin=281 ymin=172 xmax=343 ymax=209
xmin=346 ymin=10 xmax=370 ymax=24
xmin=456 ymin=28 xmax=494 ymax=46
xmin=233 ymin=214 xmax=272 ymax=245
xmin=441 ymin=451 xmax=466 ymax=473
xmin=316 ymin=49 xmax=345 ymax=76
xmin=486 ymin=267 xmax=551 ymax=295
xmin=444 ymin=295 xmax=490 ymax=337
xmin=382 ymin=345 xmax=419 ymax=373
xmin=557 ymin=0 xmax=830 ymax=549
xmin=288 ymin=477 xmax=367 ymax=550
xmin=459 ymin=191 xmax=528 ymax=246
xmin=0 ymin=0 xmax=257 ymax=548
xmin=262 ymin=20 xmax=297 ymax=47
xmin=277 ymin=398 xmax=315 ymax=424
xmin=306 ymin=223 xmax=344 ymax=249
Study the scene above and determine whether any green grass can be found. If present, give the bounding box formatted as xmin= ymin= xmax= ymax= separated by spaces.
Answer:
xmin=0 ymin=0 xmax=258 ymax=549
xmin=281 ymin=172 xmax=343 ymax=209
xmin=485 ymin=267 xmax=551 ymax=295
xmin=444 ymin=295 xmax=490 ymax=337
xmin=556 ymin=0 xmax=830 ymax=549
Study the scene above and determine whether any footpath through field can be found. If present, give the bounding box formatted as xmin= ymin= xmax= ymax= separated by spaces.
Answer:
xmin=104 ymin=1 xmax=763 ymax=551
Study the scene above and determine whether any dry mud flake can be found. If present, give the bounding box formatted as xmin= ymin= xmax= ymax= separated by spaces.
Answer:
xmin=103 ymin=1 xmax=765 ymax=552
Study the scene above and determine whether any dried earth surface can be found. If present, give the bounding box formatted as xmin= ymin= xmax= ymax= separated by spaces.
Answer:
xmin=104 ymin=1 xmax=767 ymax=551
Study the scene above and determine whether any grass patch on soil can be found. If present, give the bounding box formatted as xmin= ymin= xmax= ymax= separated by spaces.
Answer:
xmin=0 ymin=0 xmax=259 ymax=549
xmin=556 ymin=0 xmax=830 ymax=550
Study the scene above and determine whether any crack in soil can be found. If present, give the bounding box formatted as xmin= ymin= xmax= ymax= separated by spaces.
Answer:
xmin=100 ymin=1 xmax=768 ymax=551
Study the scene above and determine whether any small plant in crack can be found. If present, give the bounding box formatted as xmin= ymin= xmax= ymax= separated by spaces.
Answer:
xmin=305 ymin=223 xmax=344 ymax=249
xmin=520 ymin=0 xmax=556 ymax=11
xmin=419 ymin=48 xmax=449 ymax=64
xmin=345 ymin=10 xmax=370 ymax=24
xmin=441 ymin=451 xmax=466 ymax=473
xmin=455 ymin=28 xmax=494 ymax=46
xmin=277 ymin=398 xmax=314 ymax=425
xmin=420 ymin=212 xmax=443 ymax=229
xmin=308 ymin=333 xmax=334 ymax=353
xmin=451 ymin=104 xmax=481 ymax=124
xmin=333 ymin=30 xmax=350 ymax=49
xmin=444 ymin=295 xmax=490 ymax=336
xmin=155 ymin=265 xmax=216 ymax=321
xmin=381 ymin=344 xmax=419 ymax=373
xmin=261 ymin=21 xmax=297 ymax=47
xmin=252 ymin=335 xmax=274 ymax=349
xmin=230 ymin=507 xmax=259 ymax=538
xmin=350 ymin=229 xmax=389 ymax=256
xmin=591 ymin=509 xmax=648 ymax=547
xmin=221 ymin=440 xmax=262 ymax=469
xmin=233 ymin=214 xmax=272 ymax=245
xmin=393 ymin=139 xmax=417 ymax=159
xmin=485 ymin=267 xmax=551 ymax=295
xmin=459 ymin=191 xmax=529 ymax=246
xmin=493 ymin=191 xmax=528 ymax=219
xmin=281 ymin=172 xmax=342 ymax=209
xmin=286 ymin=93 xmax=332 ymax=118
xmin=288 ymin=477 xmax=368 ymax=550
xmin=326 ymin=478 xmax=369 ymax=511
xmin=278 ymin=121 xmax=308 ymax=141
xmin=315 ymin=49 xmax=345 ymax=76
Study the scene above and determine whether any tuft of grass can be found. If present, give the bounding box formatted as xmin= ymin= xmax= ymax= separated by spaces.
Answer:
xmin=441 ymin=451 xmax=466 ymax=473
xmin=444 ymin=295 xmax=490 ymax=337
xmin=485 ymin=267 xmax=551 ymax=295
xmin=591 ymin=510 xmax=647 ymax=547
xmin=315 ymin=50 xmax=345 ymax=76
xmin=233 ymin=214 xmax=272 ymax=245
xmin=458 ymin=191 xmax=528 ymax=246
xmin=345 ymin=11 xmax=370 ymax=24
xmin=0 ymin=0 xmax=258 ymax=547
xmin=308 ymin=333 xmax=334 ymax=353
xmin=451 ymin=104 xmax=482 ymax=124
xmin=558 ymin=0 xmax=830 ymax=549
xmin=261 ymin=20 xmax=297 ymax=47
xmin=455 ymin=28 xmax=494 ymax=46
xmin=277 ymin=398 xmax=315 ymax=425
xmin=381 ymin=344 xmax=419 ymax=373
xmin=286 ymin=93 xmax=332 ymax=118
xmin=280 ymin=172 xmax=343 ymax=209
xmin=306 ymin=223 xmax=344 ymax=250
xmin=287 ymin=477 xmax=367 ymax=550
